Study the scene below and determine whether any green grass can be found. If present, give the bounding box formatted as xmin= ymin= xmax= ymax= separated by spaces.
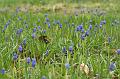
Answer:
xmin=0 ymin=0 xmax=120 ymax=79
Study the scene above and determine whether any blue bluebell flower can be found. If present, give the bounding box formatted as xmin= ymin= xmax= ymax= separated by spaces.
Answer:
xmin=81 ymin=34 xmax=85 ymax=40
xmin=41 ymin=75 xmax=46 ymax=79
xmin=65 ymin=63 xmax=70 ymax=69
xmin=32 ymin=58 xmax=36 ymax=68
xmin=76 ymin=25 xmax=83 ymax=31
xmin=38 ymin=26 xmax=41 ymax=30
xmin=42 ymin=30 xmax=46 ymax=33
xmin=13 ymin=53 xmax=18 ymax=60
xmin=18 ymin=45 xmax=23 ymax=52
xmin=109 ymin=62 xmax=116 ymax=71
xmin=103 ymin=20 xmax=106 ymax=24
xmin=46 ymin=18 xmax=49 ymax=22
xmin=116 ymin=49 xmax=120 ymax=54
xmin=45 ymin=50 xmax=49 ymax=56
xmin=1 ymin=69 xmax=5 ymax=75
xmin=62 ymin=46 xmax=67 ymax=53
xmin=100 ymin=24 xmax=102 ymax=28
xmin=16 ymin=28 xmax=23 ymax=35
xmin=89 ymin=24 xmax=92 ymax=30
xmin=48 ymin=23 xmax=50 ymax=28
xmin=26 ymin=57 xmax=31 ymax=64
xmin=69 ymin=46 xmax=73 ymax=52
xmin=59 ymin=24 xmax=62 ymax=28
xmin=85 ymin=30 xmax=89 ymax=37
xmin=32 ymin=33 xmax=36 ymax=38
xmin=33 ymin=28 xmax=36 ymax=32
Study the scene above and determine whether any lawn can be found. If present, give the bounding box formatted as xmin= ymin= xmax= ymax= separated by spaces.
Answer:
xmin=0 ymin=0 xmax=120 ymax=79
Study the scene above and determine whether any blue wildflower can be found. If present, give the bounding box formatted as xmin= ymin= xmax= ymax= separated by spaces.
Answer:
xmin=26 ymin=57 xmax=31 ymax=64
xmin=46 ymin=18 xmax=49 ymax=22
xmin=41 ymin=75 xmax=46 ymax=79
xmin=85 ymin=30 xmax=89 ymax=37
xmin=16 ymin=28 xmax=23 ymax=35
xmin=1 ymin=69 xmax=5 ymax=75
xmin=32 ymin=33 xmax=36 ymax=38
xmin=65 ymin=63 xmax=70 ymax=69
xmin=81 ymin=34 xmax=85 ymax=40
xmin=59 ymin=24 xmax=62 ymax=28
xmin=38 ymin=26 xmax=41 ymax=30
xmin=13 ymin=53 xmax=18 ymax=60
xmin=89 ymin=24 xmax=92 ymax=30
xmin=33 ymin=28 xmax=36 ymax=32
xmin=45 ymin=50 xmax=49 ymax=56
xmin=69 ymin=46 xmax=73 ymax=52
xmin=18 ymin=45 xmax=23 ymax=52
xmin=48 ymin=23 xmax=50 ymax=28
xmin=116 ymin=49 xmax=120 ymax=54
xmin=100 ymin=24 xmax=102 ymax=28
xmin=103 ymin=20 xmax=106 ymax=24
xmin=62 ymin=47 xmax=67 ymax=53
xmin=32 ymin=58 xmax=36 ymax=68
xmin=42 ymin=30 xmax=46 ymax=33
xmin=109 ymin=62 xmax=116 ymax=71
xmin=76 ymin=25 xmax=83 ymax=31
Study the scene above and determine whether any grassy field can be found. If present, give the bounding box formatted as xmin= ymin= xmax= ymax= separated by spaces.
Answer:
xmin=0 ymin=0 xmax=120 ymax=79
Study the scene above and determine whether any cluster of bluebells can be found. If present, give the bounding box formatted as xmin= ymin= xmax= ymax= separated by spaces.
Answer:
xmin=13 ymin=53 xmax=18 ymax=60
xmin=16 ymin=28 xmax=23 ymax=35
xmin=69 ymin=46 xmax=73 ymax=53
xmin=2 ymin=20 xmax=11 ymax=32
xmin=26 ymin=57 xmax=31 ymax=64
xmin=32 ymin=58 xmax=36 ymax=68
xmin=109 ymin=62 xmax=116 ymax=71
xmin=99 ymin=20 xmax=106 ymax=28
xmin=18 ymin=45 xmax=23 ymax=52
xmin=116 ymin=49 xmax=120 ymax=54
xmin=62 ymin=46 xmax=67 ymax=53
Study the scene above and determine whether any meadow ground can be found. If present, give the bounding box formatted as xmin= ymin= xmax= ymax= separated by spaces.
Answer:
xmin=0 ymin=0 xmax=120 ymax=79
